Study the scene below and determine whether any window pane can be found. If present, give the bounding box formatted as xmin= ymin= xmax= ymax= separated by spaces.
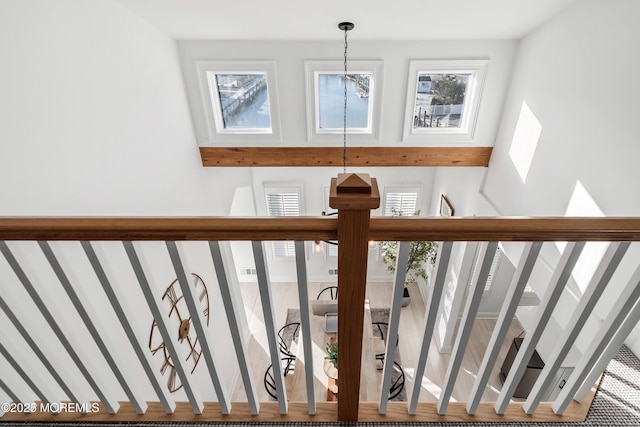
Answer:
xmin=412 ymin=73 xmax=470 ymax=130
xmin=214 ymin=74 xmax=271 ymax=129
xmin=318 ymin=73 xmax=370 ymax=129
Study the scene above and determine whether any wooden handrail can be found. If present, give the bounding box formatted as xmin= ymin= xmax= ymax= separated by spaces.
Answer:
xmin=0 ymin=217 xmax=337 ymax=241
xmin=1 ymin=216 xmax=640 ymax=241
xmin=369 ymin=217 xmax=640 ymax=241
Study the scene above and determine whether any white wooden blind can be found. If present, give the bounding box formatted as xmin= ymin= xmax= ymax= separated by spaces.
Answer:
xmin=327 ymin=242 xmax=338 ymax=257
xmin=266 ymin=191 xmax=300 ymax=257
xmin=384 ymin=192 xmax=418 ymax=216
xmin=472 ymin=244 xmax=535 ymax=297
xmin=469 ymin=244 xmax=503 ymax=294
xmin=484 ymin=246 xmax=502 ymax=293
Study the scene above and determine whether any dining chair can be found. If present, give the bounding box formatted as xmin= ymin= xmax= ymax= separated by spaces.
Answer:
xmin=277 ymin=322 xmax=300 ymax=376
xmin=316 ymin=285 xmax=338 ymax=300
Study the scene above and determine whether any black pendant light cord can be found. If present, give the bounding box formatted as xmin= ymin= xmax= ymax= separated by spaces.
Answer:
xmin=343 ymin=26 xmax=348 ymax=173
xmin=339 ymin=22 xmax=354 ymax=174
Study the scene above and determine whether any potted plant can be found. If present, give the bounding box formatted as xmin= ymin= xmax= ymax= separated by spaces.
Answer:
xmin=325 ymin=340 xmax=338 ymax=368
xmin=324 ymin=338 xmax=339 ymax=385
xmin=380 ymin=209 xmax=438 ymax=306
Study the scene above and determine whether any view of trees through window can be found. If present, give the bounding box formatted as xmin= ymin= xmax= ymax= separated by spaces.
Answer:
xmin=413 ymin=73 xmax=470 ymax=129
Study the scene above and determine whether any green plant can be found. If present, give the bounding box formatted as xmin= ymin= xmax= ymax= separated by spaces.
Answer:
xmin=325 ymin=341 xmax=338 ymax=368
xmin=380 ymin=209 xmax=438 ymax=287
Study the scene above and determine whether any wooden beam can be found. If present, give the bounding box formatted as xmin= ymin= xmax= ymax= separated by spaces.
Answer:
xmin=199 ymin=146 xmax=492 ymax=167
xmin=330 ymin=174 xmax=380 ymax=422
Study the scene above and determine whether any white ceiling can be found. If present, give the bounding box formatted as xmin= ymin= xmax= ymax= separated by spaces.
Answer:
xmin=116 ymin=0 xmax=580 ymax=41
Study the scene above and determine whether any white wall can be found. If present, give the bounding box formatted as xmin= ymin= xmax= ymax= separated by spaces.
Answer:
xmin=431 ymin=167 xmax=487 ymax=217
xmin=480 ymin=0 xmax=640 ymax=356
xmin=0 ymin=0 xmax=242 ymax=403
xmin=0 ymin=0 xmax=251 ymax=216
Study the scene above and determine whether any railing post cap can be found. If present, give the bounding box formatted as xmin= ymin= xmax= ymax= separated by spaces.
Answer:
xmin=336 ymin=173 xmax=372 ymax=193
xmin=329 ymin=174 xmax=380 ymax=210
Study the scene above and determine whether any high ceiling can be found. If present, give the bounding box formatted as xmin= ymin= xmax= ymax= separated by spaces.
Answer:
xmin=116 ymin=0 xmax=580 ymax=40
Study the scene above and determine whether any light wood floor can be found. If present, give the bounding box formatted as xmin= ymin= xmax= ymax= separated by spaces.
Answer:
xmin=231 ymin=281 xmax=523 ymax=404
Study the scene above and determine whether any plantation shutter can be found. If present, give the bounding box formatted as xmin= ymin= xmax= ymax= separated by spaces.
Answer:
xmin=266 ymin=191 xmax=300 ymax=257
xmin=384 ymin=192 xmax=418 ymax=216
xmin=484 ymin=247 xmax=503 ymax=293
xmin=469 ymin=244 xmax=503 ymax=294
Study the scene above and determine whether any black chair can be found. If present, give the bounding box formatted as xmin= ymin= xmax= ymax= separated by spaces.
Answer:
xmin=277 ymin=322 xmax=300 ymax=376
xmin=389 ymin=361 xmax=406 ymax=400
xmin=317 ymin=285 xmax=338 ymax=300
xmin=264 ymin=358 xmax=295 ymax=400
xmin=372 ymin=321 xmax=399 ymax=369
xmin=371 ymin=322 xmax=405 ymax=400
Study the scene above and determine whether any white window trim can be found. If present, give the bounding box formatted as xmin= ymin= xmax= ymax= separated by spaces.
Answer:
xmin=304 ymin=60 xmax=384 ymax=143
xmin=196 ymin=60 xmax=282 ymax=144
xmin=402 ymin=59 xmax=488 ymax=144
xmin=263 ymin=184 xmax=304 ymax=260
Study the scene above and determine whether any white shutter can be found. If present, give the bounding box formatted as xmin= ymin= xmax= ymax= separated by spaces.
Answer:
xmin=484 ymin=247 xmax=502 ymax=293
xmin=384 ymin=192 xmax=418 ymax=216
xmin=327 ymin=242 xmax=338 ymax=257
xmin=266 ymin=191 xmax=300 ymax=257
xmin=469 ymin=244 xmax=503 ymax=295
xmin=266 ymin=192 xmax=300 ymax=217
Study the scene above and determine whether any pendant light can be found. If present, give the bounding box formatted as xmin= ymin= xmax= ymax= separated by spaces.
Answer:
xmin=338 ymin=21 xmax=354 ymax=173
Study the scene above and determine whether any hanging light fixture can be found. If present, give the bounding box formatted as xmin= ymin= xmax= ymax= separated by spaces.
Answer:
xmin=316 ymin=23 xmax=355 ymax=254
xmin=338 ymin=21 xmax=354 ymax=173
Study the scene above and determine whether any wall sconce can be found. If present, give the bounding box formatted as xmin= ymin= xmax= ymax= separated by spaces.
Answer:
xmin=368 ymin=240 xmax=378 ymax=250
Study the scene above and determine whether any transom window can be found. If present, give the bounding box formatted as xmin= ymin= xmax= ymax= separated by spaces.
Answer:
xmin=403 ymin=59 xmax=488 ymax=143
xmin=196 ymin=60 xmax=281 ymax=144
xmin=305 ymin=60 xmax=383 ymax=142
xmin=316 ymin=72 xmax=372 ymax=132
xmin=412 ymin=73 xmax=471 ymax=130
xmin=210 ymin=73 xmax=271 ymax=131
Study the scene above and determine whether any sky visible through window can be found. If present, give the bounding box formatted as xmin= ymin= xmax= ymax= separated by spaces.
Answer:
xmin=318 ymin=73 xmax=370 ymax=129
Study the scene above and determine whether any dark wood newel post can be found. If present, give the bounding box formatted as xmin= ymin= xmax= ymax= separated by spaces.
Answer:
xmin=329 ymin=173 xmax=380 ymax=422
